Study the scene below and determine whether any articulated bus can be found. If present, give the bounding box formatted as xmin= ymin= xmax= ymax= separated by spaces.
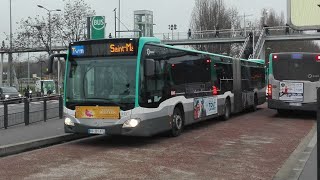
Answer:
xmin=267 ymin=52 xmax=320 ymax=114
xmin=48 ymin=37 xmax=266 ymax=137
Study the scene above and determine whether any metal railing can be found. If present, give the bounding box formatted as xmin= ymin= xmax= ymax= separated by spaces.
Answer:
xmin=0 ymin=95 xmax=63 ymax=129
xmin=237 ymin=36 xmax=250 ymax=59
xmin=154 ymin=28 xmax=249 ymax=41
xmin=252 ymin=28 xmax=265 ymax=59
xmin=155 ymin=26 xmax=310 ymax=41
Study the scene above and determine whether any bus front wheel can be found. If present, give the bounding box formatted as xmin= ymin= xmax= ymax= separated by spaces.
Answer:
xmin=170 ymin=107 xmax=184 ymax=137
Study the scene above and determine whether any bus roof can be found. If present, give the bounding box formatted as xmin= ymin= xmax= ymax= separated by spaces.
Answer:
xmin=69 ymin=37 xmax=264 ymax=64
xmin=247 ymin=59 xmax=265 ymax=64
xmin=154 ymin=42 xmax=265 ymax=64
xmin=270 ymin=52 xmax=320 ymax=55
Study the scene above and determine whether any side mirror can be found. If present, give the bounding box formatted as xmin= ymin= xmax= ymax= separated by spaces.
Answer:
xmin=145 ymin=59 xmax=155 ymax=76
xmin=48 ymin=53 xmax=67 ymax=74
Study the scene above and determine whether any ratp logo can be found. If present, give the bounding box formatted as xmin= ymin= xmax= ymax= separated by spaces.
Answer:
xmin=71 ymin=46 xmax=85 ymax=56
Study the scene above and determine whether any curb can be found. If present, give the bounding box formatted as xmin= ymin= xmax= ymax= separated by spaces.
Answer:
xmin=273 ymin=123 xmax=317 ymax=180
xmin=0 ymin=134 xmax=87 ymax=158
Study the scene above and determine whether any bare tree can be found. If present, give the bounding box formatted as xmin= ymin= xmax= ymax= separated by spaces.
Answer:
xmin=190 ymin=0 xmax=241 ymax=54
xmin=56 ymin=0 xmax=96 ymax=45
xmin=12 ymin=0 xmax=95 ymax=55
xmin=259 ymin=8 xmax=320 ymax=60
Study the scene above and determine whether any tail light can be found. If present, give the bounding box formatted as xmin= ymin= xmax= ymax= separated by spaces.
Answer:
xmin=267 ymin=84 xmax=272 ymax=99
xmin=316 ymin=55 xmax=320 ymax=62
xmin=273 ymin=55 xmax=278 ymax=60
xmin=212 ymin=86 xmax=218 ymax=95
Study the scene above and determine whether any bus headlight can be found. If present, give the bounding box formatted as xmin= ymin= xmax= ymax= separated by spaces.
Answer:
xmin=123 ymin=119 xmax=141 ymax=128
xmin=5 ymin=95 xmax=9 ymax=99
xmin=65 ymin=118 xmax=75 ymax=126
xmin=18 ymin=94 xmax=22 ymax=97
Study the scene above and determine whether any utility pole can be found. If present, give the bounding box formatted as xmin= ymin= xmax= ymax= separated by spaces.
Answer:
xmin=37 ymin=5 xmax=61 ymax=54
xmin=114 ymin=8 xmax=117 ymax=38
xmin=118 ymin=0 xmax=121 ymax=38
xmin=238 ymin=13 xmax=253 ymax=37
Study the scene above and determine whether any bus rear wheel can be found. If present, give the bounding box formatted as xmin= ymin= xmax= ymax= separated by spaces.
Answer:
xmin=277 ymin=109 xmax=289 ymax=116
xmin=221 ymin=99 xmax=231 ymax=121
xmin=251 ymin=94 xmax=258 ymax=112
xmin=170 ymin=108 xmax=184 ymax=137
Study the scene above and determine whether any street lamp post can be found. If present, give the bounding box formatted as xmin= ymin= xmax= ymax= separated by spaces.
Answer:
xmin=168 ymin=24 xmax=177 ymax=40
xmin=8 ymin=0 xmax=13 ymax=86
xmin=118 ymin=0 xmax=121 ymax=38
xmin=114 ymin=8 xmax=117 ymax=38
xmin=37 ymin=5 xmax=61 ymax=55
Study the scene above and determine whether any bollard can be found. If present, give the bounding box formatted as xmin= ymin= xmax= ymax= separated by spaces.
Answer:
xmin=43 ymin=97 xmax=47 ymax=122
xmin=317 ymin=88 xmax=320 ymax=180
xmin=4 ymin=101 xmax=8 ymax=129
xmin=24 ymin=98 xmax=29 ymax=126
xmin=59 ymin=95 xmax=63 ymax=119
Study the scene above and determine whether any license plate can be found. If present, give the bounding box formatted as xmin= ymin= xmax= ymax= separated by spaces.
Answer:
xmin=88 ymin=129 xmax=106 ymax=135
xmin=289 ymin=103 xmax=302 ymax=107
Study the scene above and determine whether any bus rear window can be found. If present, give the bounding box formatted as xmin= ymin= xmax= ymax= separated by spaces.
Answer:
xmin=273 ymin=54 xmax=320 ymax=82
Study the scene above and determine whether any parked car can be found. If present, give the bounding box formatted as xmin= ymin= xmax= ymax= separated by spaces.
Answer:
xmin=0 ymin=87 xmax=22 ymax=100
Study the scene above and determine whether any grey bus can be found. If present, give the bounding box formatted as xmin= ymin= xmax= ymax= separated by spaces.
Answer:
xmin=268 ymin=52 xmax=320 ymax=114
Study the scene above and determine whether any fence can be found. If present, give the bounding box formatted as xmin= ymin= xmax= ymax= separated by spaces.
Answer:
xmin=0 ymin=95 xmax=63 ymax=129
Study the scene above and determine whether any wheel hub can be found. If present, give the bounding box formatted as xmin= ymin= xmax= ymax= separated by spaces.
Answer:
xmin=174 ymin=115 xmax=182 ymax=130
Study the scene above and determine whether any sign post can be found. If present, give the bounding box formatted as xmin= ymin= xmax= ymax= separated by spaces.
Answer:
xmin=91 ymin=16 xmax=105 ymax=39
xmin=317 ymin=88 xmax=320 ymax=180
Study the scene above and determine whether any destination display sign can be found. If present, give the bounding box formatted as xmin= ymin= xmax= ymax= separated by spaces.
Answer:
xmin=70 ymin=39 xmax=138 ymax=58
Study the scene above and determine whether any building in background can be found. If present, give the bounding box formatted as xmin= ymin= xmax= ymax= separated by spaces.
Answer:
xmin=134 ymin=10 xmax=154 ymax=37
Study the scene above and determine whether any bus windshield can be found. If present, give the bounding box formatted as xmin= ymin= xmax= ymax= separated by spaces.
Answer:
xmin=66 ymin=56 xmax=137 ymax=110
xmin=272 ymin=54 xmax=320 ymax=82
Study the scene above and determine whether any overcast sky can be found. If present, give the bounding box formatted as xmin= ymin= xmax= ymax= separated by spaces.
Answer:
xmin=0 ymin=0 xmax=287 ymax=42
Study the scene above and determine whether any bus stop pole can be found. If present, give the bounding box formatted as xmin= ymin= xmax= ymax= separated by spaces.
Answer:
xmin=317 ymin=88 xmax=320 ymax=180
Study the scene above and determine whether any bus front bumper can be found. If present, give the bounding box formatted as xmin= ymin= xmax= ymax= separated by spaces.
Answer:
xmin=64 ymin=117 xmax=169 ymax=137
xmin=268 ymin=99 xmax=317 ymax=111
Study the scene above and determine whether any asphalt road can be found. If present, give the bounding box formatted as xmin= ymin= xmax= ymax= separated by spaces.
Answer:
xmin=0 ymin=104 xmax=315 ymax=180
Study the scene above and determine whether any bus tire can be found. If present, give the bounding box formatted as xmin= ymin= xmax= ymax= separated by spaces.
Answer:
xmin=222 ymin=99 xmax=231 ymax=121
xmin=277 ymin=109 xmax=288 ymax=116
xmin=170 ymin=107 xmax=184 ymax=137
xmin=251 ymin=94 xmax=258 ymax=112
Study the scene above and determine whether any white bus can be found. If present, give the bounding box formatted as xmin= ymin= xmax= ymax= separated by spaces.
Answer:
xmin=267 ymin=52 xmax=319 ymax=114
xmin=48 ymin=37 xmax=266 ymax=137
